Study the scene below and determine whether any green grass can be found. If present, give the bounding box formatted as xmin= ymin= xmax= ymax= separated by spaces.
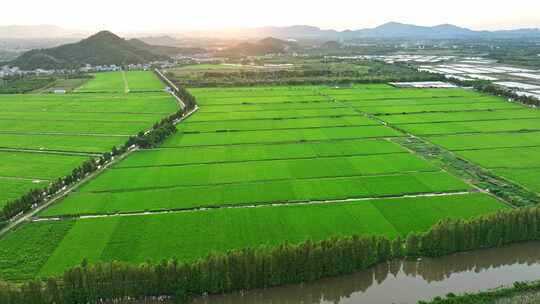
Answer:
xmin=196 ymin=95 xmax=329 ymax=105
xmin=2 ymin=84 xmax=514 ymax=282
xmin=340 ymin=96 xmax=504 ymax=107
xmin=323 ymin=87 xmax=485 ymax=99
xmin=0 ymin=80 xmax=178 ymax=210
xmin=0 ymin=93 xmax=178 ymax=114
xmin=189 ymin=108 xmax=359 ymax=122
xmin=43 ymin=171 xmax=471 ymax=216
xmin=493 ymin=168 xmax=540 ymax=193
xmin=0 ymin=111 xmax=165 ymax=123
xmin=75 ymin=72 xmax=126 ymax=93
xmin=456 ymin=146 xmax=540 ymax=169
xmin=0 ymin=91 xmax=179 ymax=153
xmin=427 ymin=132 xmax=540 ymax=151
xmin=189 ymin=85 xmax=323 ymax=97
xmin=398 ymin=118 xmax=540 ymax=136
xmin=380 ymin=108 xmax=539 ymax=124
xmin=82 ymin=153 xmax=437 ymax=192
xmin=200 ymin=102 xmax=344 ymax=112
xmin=0 ymin=119 xmax=154 ymax=135
xmin=0 ymin=151 xmax=90 ymax=179
xmin=0 ymin=178 xmax=46 ymax=208
xmin=355 ymin=102 xmax=522 ymax=115
xmin=0 ymin=133 xmax=128 ymax=153
xmin=124 ymin=71 xmax=164 ymax=92
xmin=117 ymin=139 xmax=407 ymax=167
xmin=165 ymin=126 xmax=401 ymax=147
xmin=0 ymin=193 xmax=506 ymax=280
xmin=0 ymin=221 xmax=75 ymax=281
xmin=179 ymin=116 xmax=379 ymax=132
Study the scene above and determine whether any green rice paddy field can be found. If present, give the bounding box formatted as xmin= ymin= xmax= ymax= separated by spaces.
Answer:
xmin=75 ymin=71 xmax=165 ymax=93
xmin=1 ymin=193 xmax=505 ymax=281
xmin=0 ymin=83 xmax=527 ymax=281
xmin=0 ymin=71 xmax=177 ymax=207
xmin=325 ymin=85 xmax=540 ymax=196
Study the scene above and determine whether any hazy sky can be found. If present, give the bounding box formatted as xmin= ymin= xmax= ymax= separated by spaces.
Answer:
xmin=3 ymin=0 xmax=540 ymax=32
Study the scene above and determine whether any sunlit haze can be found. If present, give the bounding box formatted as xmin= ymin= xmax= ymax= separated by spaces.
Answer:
xmin=2 ymin=0 xmax=540 ymax=33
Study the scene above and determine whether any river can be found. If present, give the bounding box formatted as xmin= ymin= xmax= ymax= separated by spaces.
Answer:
xmin=190 ymin=242 xmax=540 ymax=304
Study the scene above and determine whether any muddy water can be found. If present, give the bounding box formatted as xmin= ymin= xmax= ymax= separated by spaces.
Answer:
xmin=191 ymin=242 xmax=540 ymax=304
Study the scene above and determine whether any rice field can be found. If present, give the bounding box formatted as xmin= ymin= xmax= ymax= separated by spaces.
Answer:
xmin=0 ymin=71 xmax=177 ymax=207
xmin=0 ymin=178 xmax=45 ymax=209
xmin=75 ymin=72 xmax=126 ymax=93
xmin=0 ymin=83 xmax=515 ymax=281
xmin=43 ymin=85 xmax=480 ymax=217
xmin=325 ymin=85 xmax=540 ymax=195
xmin=1 ymin=193 xmax=506 ymax=280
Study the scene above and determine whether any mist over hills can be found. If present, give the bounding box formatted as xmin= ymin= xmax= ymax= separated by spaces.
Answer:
xmin=2 ymin=22 xmax=540 ymax=41
xmin=207 ymin=22 xmax=540 ymax=40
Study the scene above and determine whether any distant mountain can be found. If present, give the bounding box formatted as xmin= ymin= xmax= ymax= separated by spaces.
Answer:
xmin=138 ymin=35 xmax=182 ymax=47
xmin=320 ymin=41 xmax=343 ymax=49
xmin=186 ymin=22 xmax=540 ymax=40
xmin=223 ymin=37 xmax=298 ymax=56
xmin=352 ymin=22 xmax=478 ymax=39
xmin=0 ymin=25 xmax=82 ymax=39
xmin=129 ymin=38 xmax=206 ymax=56
xmin=11 ymin=31 xmax=168 ymax=69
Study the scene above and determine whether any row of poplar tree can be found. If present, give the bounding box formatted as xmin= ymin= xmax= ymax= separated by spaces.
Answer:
xmin=449 ymin=78 xmax=540 ymax=107
xmin=1 ymin=206 xmax=540 ymax=304
xmin=0 ymin=78 xmax=197 ymax=227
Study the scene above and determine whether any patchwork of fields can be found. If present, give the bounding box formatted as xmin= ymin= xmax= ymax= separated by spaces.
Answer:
xmin=321 ymin=86 xmax=540 ymax=195
xmin=0 ymin=71 xmax=176 ymax=208
xmin=0 ymin=193 xmax=504 ymax=281
xmin=0 ymin=84 xmax=510 ymax=280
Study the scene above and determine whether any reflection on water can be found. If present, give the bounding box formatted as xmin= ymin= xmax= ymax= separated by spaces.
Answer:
xmin=191 ymin=242 xmax=540 ymax=304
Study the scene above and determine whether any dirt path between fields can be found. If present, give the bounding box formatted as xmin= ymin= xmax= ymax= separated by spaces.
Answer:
xmin=122 ymin=71 xmax=130 ymax=94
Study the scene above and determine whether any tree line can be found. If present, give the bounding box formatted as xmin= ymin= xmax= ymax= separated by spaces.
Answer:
xmin=168 ymin=61 xmax=443 ymax=88
xmin=154 ymin=69 xmax=197 ymax=111
xmin=1 ymin=206 xmax=540 ymax=304
xmin=0 ymin=86 xmax=197 ymax=228
xmin=177 ymin=75 xmax=443 ymax=88
xmin=449 ymin=79 xmax=540 ymax=107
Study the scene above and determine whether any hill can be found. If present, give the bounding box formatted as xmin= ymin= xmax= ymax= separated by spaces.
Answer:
xmin=138 ymin=35 xmax=182 ymax=47
xmin=128 ymin=38 xmax=206 ymax=56
xmin=223 ymin=37 xmax=298 ymax=56
xmin=187 ymin=22 xmax=540 ymax=40
xmin=10 ymin=31 xmax=168 ymax=69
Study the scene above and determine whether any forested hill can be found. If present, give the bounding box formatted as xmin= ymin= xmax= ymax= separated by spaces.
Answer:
xmin=223 ymin=37 xmax=298 ymax=56
xmin=127 ymin=38 xmax=206 ymax=56
xmin=10 ymin=31 xmax=168 ymax=70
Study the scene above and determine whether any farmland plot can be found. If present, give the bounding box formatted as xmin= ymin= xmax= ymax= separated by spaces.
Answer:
xmin=0 ymin=71 xmax=177 ymax=208
xmin=45 ymin=85 xmax=478 ymax=217
xmin=178 ymin=116 xmax=379 ymax=132
xmin=75 ymin=72 xmax=126 ymax=93
xmin=116 ymin=139 xmax=407 ymax=167
xmin=326 ymin=85 xmax=540 ymax=195
xmin=0 ymin=84 xmax=510 ymax=282
xmin=0 ymin=193 xmax=506 ymax=280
